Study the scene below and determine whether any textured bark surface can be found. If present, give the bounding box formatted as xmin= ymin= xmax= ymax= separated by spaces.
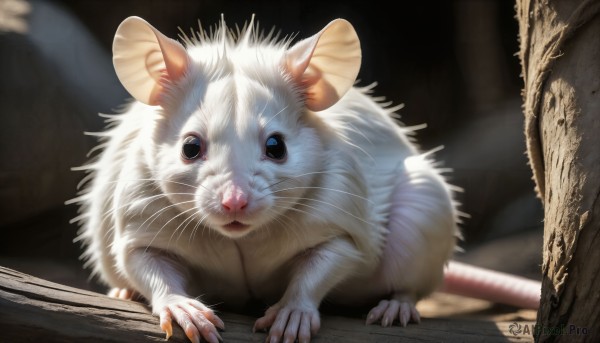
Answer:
xmin=0 ymin=266 xmax=534 ymax=342
xmin=516 ymin=0 xmax=600 ymax=341
xmin=0 ymin=266 xmax=188 ymax=342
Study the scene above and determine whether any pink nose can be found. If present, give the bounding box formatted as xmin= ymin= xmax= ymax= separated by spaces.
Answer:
xmin=221 ymin=187 xmax=248 ymax=212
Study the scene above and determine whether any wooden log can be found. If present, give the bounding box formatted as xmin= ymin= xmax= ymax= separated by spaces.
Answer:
xmin=516 ymin=0 xmax=600 ymax=341
xmin=0 ymin=266 xmax=187 ymax=342
xmin=0 ymin=266 xmax=534 ymax=342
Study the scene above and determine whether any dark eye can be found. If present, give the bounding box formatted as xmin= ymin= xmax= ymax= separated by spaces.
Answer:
xmin=265 ymin=134 xmax=286 ymax=161
xmin=181 ymin=135 xmax=203 ymax=161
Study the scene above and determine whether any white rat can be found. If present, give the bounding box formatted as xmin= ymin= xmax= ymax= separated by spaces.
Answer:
xmin=71 ymin=16 xmax=540 ymax=343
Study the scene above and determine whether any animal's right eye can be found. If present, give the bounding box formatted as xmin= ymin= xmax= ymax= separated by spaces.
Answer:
xmin=181 ymin=135 xmax=203 ymax=161
xmin=265 ymin=134 xmax=287 ymax=161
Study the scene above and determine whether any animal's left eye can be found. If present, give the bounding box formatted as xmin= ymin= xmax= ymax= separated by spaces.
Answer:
xmin=181 ymin=135 xmax=203 ymax=161
xmin=265 ymin=134 xmax=287 ymax=161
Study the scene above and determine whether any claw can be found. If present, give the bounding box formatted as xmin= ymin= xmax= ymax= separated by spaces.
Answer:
xmin=365 ymin=299 xmax=389 ymax=326
xmin=399 ymin=302 xmax=411 ymax=327
xmin=209 ymin=332 xmax=223 ymax=343
xmin=411 ymin=306 xmax=421 ymax=324
xmin=184 ymin=324 xmax=201 ymax=343
xmin=204 ymin=311 xmax=225 ymax=331
xmin=365 ymin=313 xmax=375 ymax=325
xmin=155 ymin=295 xmax=225 ymax=343
xmin=214 ymin=316 xmax=226 ymax=331
xmin=160 ymin=310 xmax=173 ymax=339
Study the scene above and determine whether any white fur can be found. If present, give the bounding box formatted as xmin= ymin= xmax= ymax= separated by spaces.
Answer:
xmin=72 ymin=17 xmax=458 ymax=340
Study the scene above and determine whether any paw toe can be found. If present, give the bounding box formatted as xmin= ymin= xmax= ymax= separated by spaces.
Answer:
xmin=365 ymin=300 xmax=389 ymax=325
xmin=366 ymin=296 xmax=421 ymax=327
xmin=382 ymin=300 xmax=401 ymax=327
xmin=156 ymin=296 xmax=222 ymax=343
xmin=159 ymin=309 xmax=174 ymax=339
xmin=107 ymin=287 xmax=140 ymax=301
xmin=258 ymin=303 xmax=320 ymax=343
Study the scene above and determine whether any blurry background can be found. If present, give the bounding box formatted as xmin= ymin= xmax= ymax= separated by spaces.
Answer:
xmin=0 ymin=0 xmax=543 ymax=292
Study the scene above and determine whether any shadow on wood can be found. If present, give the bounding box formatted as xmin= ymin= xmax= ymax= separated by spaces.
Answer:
xmin=0 ymin=266 xmax=534 ymax=342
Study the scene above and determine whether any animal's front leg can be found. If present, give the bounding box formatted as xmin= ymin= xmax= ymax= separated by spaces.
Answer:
xmin=253 ymin=238 xmax=362 ymax=343
xmin=122 ymin=248 xmax=224 ymax=343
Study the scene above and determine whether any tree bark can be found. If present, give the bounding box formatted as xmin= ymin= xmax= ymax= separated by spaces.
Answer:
xmin=0 ymin=266 xmax=188 ymax=342
xmin=516 ymin=0 xmax=600 ymax=341
xmin=0 ymin=266 xmax=535 ymax=342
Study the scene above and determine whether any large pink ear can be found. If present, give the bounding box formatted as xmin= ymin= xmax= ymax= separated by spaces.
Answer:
xmin=286 ymin=19 xmax=361 ymax=111
xmin=112 ymin=16 xmax=190 ymax=105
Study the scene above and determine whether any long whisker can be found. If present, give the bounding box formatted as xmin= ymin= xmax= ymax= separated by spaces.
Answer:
xmin=274 ymin=200 xmax=329 ymax=220
xmin=146 ymin=206 xmax=199 ymax=252
xmin=275 ymin=196 xmax=374 ymax=226
xmin=68 ymin=177 xmax=205 ymax=206
xmin=79 ymin=178 xmax=200 ymax=191
xmin=264 ymin=186 xmax=373 ymax=204
xmin=164 ymin=208 xmax=204 ymax=247
xmin=180 ymin=210 xmax=202 ymax=244
xmin=172 ymin=209 xmax=201 ymax=247
xmin=273 ymin=201 xmax=346 ymax=239
xmin=264 ymin=206 xmax=297 ymax=227
xmin=262 ymin=206 xmax=305 ymax=246
xmin=343 ymin=122 xmax=376 ymax=162
xmin=270 ymin=204 xmax=322 ymax=225
xmin=71 ymin=178 xmax=200 ymax=226
xmin=263 ymin=105 xmax=289 ymax=127
xmin=92 ymin=192 xmax=195 ymax=243
xmin=190 ymin=212 xmax=210 ymax=243
xmin=191 ymin=212 xmax=212 ymax=243
xmin=259 ymin=171 xmax=336 ymax=192
xmin=259 ymin=178 xmax=293 ymax=193
xmin=139 ymin=193 xmax=196 ymax=216
xmin=135 ymin=199 xmax=197 ymax=235
xmin=96 ymin=192 xmax=194 ymax=226
xmin=180 ymin=209 xmax=211 ymax=246
xmin=167 ymin=208 xmax=202 ymax=248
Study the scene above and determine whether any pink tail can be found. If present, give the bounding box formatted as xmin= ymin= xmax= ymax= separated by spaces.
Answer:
xmin=441 ymin=261 xmax=541 ymax=309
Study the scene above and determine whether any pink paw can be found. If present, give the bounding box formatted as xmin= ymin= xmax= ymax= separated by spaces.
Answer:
xmin=107 ymin=287 xmax=141 ymax=301
xmin=254 ymin=302 xmax=320 ymax=343
xmin=365 ymin=297 xmax=421 ymax=327
xmin=155 ymin=295 xmax=224 ymax=343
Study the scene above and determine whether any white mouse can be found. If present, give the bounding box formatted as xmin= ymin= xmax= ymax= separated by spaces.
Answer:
xmin=70 ymin=16 xmax=540 ymax=343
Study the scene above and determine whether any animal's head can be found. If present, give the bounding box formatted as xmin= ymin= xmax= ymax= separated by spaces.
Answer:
xmin=112 ymin=16 xmax=361 ymax=238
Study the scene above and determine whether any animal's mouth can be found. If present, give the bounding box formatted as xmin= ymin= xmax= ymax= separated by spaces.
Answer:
xmin=223 ymin=220 xmax=250 ymax=232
